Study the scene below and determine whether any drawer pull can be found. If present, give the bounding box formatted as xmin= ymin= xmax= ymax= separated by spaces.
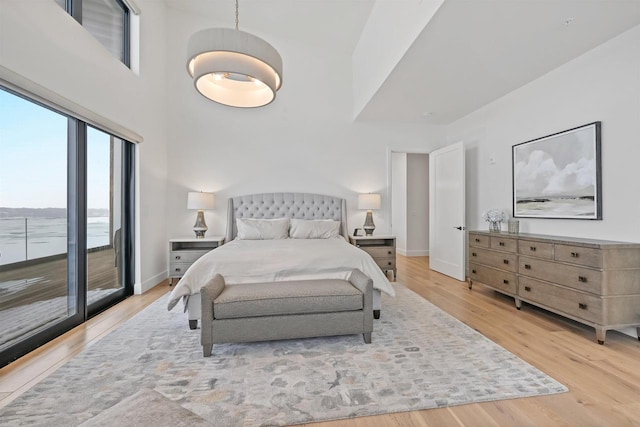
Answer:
xmin=571 ymin=252 xmax=579 ymax=258
xmin=524 ymin=286 xmax=531 ymax=292
xmin=472 ymin=252 xmax=477 ymax=257
xmin=174 ymin=255 xmax=181 ymax=260
xmin=499 ymin=242 xmax=505 ymax=247
xmin=475 ymin=238 xmax=480 ymax=242
xmin=503 ymin=259 xmax=509 ymax=265
xmin=503 ymin=279 xmax=509 ymax=284
xmin=388 ymin=262 xmax=392 ymax=266
xmin=388 ymin=251 xmax=392 ymax=255
xmin=175 ymin=268 xmax=181 ymax=272
xmin=530 ymin=246 xmax=536 ymax=251
xmin=472 ymin=269 xmax=476 ymax=274
xmin=578 ymin=276 xmax=588 ymax=283
xmin=578 ymin=303 xmax=588 ymax=310
xmin=524 ymin=264 xmax=531 ymax=270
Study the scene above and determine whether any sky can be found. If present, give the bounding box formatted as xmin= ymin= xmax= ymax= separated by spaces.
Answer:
xmin=0 ymin=88 xmax=111 ymax=210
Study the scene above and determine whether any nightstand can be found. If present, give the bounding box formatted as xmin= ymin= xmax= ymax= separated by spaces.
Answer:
xmin=168 ymin=236 xmax=224 ymax=285
xmin=348 ymin=235 xmax=396 ymax=280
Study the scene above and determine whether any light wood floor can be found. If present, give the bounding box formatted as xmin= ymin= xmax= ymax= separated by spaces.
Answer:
xmin=1 ymin=256 xmax=640 ymax=426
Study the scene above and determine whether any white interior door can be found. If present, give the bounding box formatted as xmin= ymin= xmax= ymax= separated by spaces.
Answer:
xmin=429 ymin=142 xmax=465 ymax=280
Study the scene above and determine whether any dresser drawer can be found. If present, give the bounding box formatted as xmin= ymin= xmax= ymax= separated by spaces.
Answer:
xmin=519 ymin=256 xmax=602 ymax=294
xmin=469 ymin=233 xmax=490 ymax=248
xmin=490 ymin=236 xmax=517 ymax=253
xmin=518 ymin=277 xmax=602 ymax=324
xmin=555 ymin=245 xmax=602 ymax=268
xmin=169 ymin=262 xmax=192 ymax=277
xmin=518 ymin=240 xmax=554 ymax=259
xmin=374 ymin=258 xmax=396 ymax=270
xmin=469 ymin=249 xmax=517 ymax=272
xmin=469 ymin=263 xmax=516 ymax=294
xmin=361 ymin=246 xmax=396 ymax=258
xmin=170 ymin=250 xmax=209 ymax=263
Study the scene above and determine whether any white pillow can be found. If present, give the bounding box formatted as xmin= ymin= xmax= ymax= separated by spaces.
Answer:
xmin=289 ymin=219 xmax=340 ymax=239
xmin=236 ymin=218 xmax=290 ymax=240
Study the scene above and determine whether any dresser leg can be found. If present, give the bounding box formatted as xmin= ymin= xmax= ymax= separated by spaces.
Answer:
xmin=595 ymin=327 xmax=606 ymax=345
xmin=515 ymin=298 xmax=522 ymax=310
xmin=468 ymin=279 xmax=473 ymax=290
xmin=637 ymin=327 xmax=640 ymax=341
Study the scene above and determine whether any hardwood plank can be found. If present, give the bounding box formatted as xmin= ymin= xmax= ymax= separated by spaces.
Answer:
xmin=1 ymin=256 xmax=640 ymax=426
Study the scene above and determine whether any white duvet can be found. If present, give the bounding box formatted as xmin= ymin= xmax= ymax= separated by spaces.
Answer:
xmin=167 ymin=237 xmax=394 ymax=311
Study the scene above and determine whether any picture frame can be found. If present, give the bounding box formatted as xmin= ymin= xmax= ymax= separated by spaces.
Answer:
xmin=512 ymin=122 xmax=602 ymax=220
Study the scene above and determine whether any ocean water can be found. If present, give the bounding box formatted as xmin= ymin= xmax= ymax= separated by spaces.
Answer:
xmin=0 ymin=217 xmax=110 ymax=266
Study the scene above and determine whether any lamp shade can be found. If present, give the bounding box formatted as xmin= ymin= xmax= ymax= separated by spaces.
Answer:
xmin=358 ymin=193 xmax=381 ymax=210
xmin=187 ymin=192 xmax=215 ymax=210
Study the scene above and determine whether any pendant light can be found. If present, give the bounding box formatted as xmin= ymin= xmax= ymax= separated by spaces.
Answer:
xmin=186 ymin=0 xmax=283 ymax=108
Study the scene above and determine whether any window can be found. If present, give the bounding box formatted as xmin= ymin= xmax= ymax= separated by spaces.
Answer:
xmin=55 ymin=0 xmax=130 ymax=66
xmin=0 ymin=86 xmax=136 ymax=367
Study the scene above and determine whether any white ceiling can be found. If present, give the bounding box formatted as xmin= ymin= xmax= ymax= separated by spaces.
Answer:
xmin=165 ymin=0 xmax=640 ymax=125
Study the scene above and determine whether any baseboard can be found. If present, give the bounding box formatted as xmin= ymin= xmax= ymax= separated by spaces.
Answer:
xmin=397 ymin=248 xmax=407 ymax=256
xmin=135 ymin=270 xmax=167 ymax=295
xmin=405 ymin=250 xmax=429 ymax=257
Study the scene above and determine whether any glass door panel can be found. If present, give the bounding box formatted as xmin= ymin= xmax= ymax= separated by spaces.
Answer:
xmin=86 ymin=126 xmax=124 ymax=309
xmin=0 ymin=89 xmax=77 ymax=352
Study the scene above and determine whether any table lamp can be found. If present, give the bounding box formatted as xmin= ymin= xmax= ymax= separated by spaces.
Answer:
xmin=358 ymin=193 xmax=381 ymax=236
xmin=187 ymin=191 xmax=215 ymax=238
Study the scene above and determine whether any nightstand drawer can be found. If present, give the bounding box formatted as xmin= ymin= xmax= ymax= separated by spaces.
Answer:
xmin=169 ymin=262 xmax=192 ymax=277
xmin=170 ymin=250 xmax=209 ymax=263
xmin=374 ymin=258 xmax=396 ymax=270
xmin=361 ymin=246 xmax=395 ymax=258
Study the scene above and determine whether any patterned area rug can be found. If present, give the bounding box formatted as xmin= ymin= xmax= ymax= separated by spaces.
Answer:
xmin=0 ymin=284 xmax=567 ymax=426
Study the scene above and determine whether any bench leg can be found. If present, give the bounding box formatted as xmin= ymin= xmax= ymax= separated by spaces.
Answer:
xmin=363 ymin=332 xmax=371 ymax=344
xmin=189 ymin=319 xmax=198 ymax=330
xmin=203 ymin=344 xmax=212 ymax=357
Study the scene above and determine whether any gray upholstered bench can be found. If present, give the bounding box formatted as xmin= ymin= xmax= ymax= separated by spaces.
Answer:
xmin=200 ymin=269 xmax=373 ymax=357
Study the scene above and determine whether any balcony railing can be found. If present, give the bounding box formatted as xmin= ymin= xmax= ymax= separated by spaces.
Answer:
xmin=0 ymin=217 xmax=110 ymax=266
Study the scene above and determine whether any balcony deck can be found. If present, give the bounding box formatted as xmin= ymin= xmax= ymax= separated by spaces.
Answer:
xmin=0 ymin=248 xmax=121 ymax=351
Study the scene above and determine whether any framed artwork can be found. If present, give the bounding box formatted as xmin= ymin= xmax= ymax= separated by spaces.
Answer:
xmin=512 ymin=122 xmax=602 ymax=219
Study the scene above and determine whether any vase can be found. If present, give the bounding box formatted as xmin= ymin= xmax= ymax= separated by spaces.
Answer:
xmin=489 ymin=221 xmax=501 ymax=232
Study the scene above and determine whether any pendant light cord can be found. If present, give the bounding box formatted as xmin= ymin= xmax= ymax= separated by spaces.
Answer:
xmin=235 ymin=0 xmax=239 ymax=30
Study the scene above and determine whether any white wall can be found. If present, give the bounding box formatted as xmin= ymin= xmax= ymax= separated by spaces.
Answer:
xmin=0 ymin=0 xmax=169 ymax=293
xmin=391 ymin=153 xmax=407 ymax=252
xmin=406 ymin=153 xmax=429 ymax=255
xmin=448 ymin=24 xmax=640 ymax=244
xmin=164 ymin=7 xmax=445 ymax=241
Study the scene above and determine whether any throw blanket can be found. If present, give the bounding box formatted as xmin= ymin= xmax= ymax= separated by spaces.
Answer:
xmin=167 ymin=238 xmax=394 ymax=310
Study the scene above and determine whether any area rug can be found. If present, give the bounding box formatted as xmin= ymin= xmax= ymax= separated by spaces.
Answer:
xmin=0 ymin=283 xmax=567 ymax=426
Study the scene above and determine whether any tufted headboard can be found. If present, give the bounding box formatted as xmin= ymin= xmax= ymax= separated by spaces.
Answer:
xmin=225 ymin=193 xmax=347 ymax=242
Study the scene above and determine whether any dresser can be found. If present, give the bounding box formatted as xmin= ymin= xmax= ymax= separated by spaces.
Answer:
xmin=169 ymin=237 xmax=224 ymax=285
xmin=349 ymin=235 xmax=396 ymax=280
xmin=468 ymin=231 xmax=640 ymax=344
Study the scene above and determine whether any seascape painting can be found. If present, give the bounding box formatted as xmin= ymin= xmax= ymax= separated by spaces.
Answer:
xmin=512 ymin=122 xmax=601 ymax=219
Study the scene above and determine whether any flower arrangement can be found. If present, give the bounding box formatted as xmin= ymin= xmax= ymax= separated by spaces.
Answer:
xmin=482 ymin=209 xmax=506 ymax=223
xmin=482 ymin=209 xmax=506 ymax=232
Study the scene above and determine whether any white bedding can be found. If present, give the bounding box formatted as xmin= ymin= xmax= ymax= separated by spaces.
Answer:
xmin=167 ymin=237 xmax=394 ymax=311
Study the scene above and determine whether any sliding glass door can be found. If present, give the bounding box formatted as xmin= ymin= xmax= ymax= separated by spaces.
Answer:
xmin=0 ymin=86 xmax=135 ymax=367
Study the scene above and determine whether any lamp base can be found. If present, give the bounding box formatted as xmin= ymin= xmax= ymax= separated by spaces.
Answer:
xmin=193 ymin=210 xmax=208 ymax=239
xmin=363 ymin=210 xmax=375 ymax=236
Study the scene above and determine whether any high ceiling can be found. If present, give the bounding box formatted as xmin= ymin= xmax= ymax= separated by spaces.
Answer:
xmin=165 ymin=0 xmax=640 ymax=125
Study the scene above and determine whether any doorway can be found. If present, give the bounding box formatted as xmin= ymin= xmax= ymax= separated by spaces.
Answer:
xmin=389 ymin=151 xmax=430 ymax=257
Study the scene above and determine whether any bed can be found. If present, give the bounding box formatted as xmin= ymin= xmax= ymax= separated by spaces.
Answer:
xmin=167 ymin=193 xmax=394 ymax=328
